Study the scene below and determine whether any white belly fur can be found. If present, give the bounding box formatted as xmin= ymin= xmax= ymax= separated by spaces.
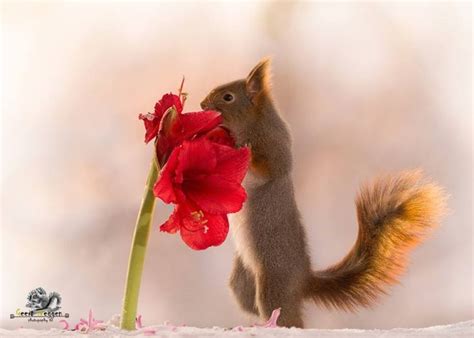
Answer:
xmin=230 ymin=171 xmax=266 ymax=274
xmin=230 ymin=208 xmax=256 ymax=272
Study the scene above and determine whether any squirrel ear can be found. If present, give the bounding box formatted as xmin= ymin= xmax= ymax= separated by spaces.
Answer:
xmin=246 ymin=58 xmax=272 ymax=102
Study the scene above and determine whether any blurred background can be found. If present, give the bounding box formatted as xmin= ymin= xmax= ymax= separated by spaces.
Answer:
xmin=1 ymin=0 xmax=472 ymax=330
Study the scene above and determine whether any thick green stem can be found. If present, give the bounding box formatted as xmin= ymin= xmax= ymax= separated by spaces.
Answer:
xmin=120 ymin=159 xmax=159 ymax=330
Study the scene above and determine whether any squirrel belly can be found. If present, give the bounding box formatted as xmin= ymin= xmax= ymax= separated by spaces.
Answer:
xmin=230 ymin=166 xmax=275 ymax=274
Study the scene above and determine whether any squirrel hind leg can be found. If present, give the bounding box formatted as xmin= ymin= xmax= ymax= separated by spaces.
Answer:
xmin=255 ymin=272 xmax=305 ymax=328
xmin=229 ymin=255 xmax=259 ymax=316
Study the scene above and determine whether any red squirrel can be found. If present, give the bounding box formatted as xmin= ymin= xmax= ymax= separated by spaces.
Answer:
xmin=200 ymin=59 xmax=447 ymax=328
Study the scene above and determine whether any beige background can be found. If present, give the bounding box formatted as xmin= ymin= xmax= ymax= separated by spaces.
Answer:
xmin=1 ymin=0 xmax=472 ymax=330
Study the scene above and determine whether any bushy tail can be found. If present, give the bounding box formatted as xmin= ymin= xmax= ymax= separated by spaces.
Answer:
xmin=305 ymin=170 xmax=447 ymax=311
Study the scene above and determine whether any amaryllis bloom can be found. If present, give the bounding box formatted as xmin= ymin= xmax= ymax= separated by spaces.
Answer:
xmin=139 ymin=93 xmax=183 ymax=143
xmin=154 ymin=138 xmax=250 ymax=249
xmin=137 ymin=84 xmax=250 ymax=250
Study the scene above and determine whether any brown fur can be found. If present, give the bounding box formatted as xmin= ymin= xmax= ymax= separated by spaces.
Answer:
xmin=306 ymin=170 xmax=447 ymax=311
xmin=200 ymin=59 xmax=447 ymax=328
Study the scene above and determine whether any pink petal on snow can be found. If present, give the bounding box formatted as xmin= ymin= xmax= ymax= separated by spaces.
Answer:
xmin=255 ymin=308 xmax=281 ymax=328
xmin=143 ymin=329 xmax=156 ymax=335
xmin=59 ymin=320 xmax=69 ymax=330
xmin=264 ymin=307 xmax=281 ymax=328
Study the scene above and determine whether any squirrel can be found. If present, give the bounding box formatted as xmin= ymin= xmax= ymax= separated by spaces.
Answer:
xmin=200 ymin=59 xmax=447 ymax=328
xmin=26 ymin=287 xmax=62 ymax=312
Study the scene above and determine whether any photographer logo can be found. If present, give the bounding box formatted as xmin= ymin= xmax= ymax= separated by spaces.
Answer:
xmin=10 ymin=287 xmax=70 ymax=323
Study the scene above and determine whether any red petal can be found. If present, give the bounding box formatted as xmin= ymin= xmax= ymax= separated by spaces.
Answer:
xmin=185 ymin=175 xmax=247 ymax=214
xmin=176 ymin=139 xmax=217 ymax=175
xmin=155 ymin=93 xmax=183 ymax=118
xmin=153 ymin=148 xmax=182 ymax=203
xmin=204 ymin=127 xmax=235 ymax=147
xmin=156 ymin=110 xmax=221 ymax=165
xmin=156 ymin=107 xmax=180 ymax=164
xmin=180 ymin=209 xmax=229 ymax=250
xmin=160 ymin=203 xmax=229 ymax=250
xmin=171 ymin=111 xmax=222 ymax=141
xmin=213 ymin=144 xmax=250 ymax=183
xmin=139 ymin=114 xmax=160 ymax=144
xmin=140 ymin=93 xmax=182 ymax=144
xmin=159 ymin=207 xmax=180 ymax=234
xmin=157 ymin=138 xmax=248 ymax=214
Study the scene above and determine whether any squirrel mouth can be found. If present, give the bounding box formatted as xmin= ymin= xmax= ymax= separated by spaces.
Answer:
xmin=217 ymin=124 xmax=230 ymax=133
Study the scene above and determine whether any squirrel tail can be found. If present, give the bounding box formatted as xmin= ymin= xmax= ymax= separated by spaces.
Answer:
xmin=305 ymin=170 xmax=447 ymax=311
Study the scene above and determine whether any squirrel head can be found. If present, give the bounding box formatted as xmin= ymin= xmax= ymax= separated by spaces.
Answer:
xmin=200 ymin=58 xmax=273 ymax=144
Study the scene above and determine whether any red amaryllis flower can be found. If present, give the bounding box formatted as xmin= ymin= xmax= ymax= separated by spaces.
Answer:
xmin=154 ymin=138 xmax=250 ymax=249
xmin=138 ymin=93 xmax=183 ymax=143
xmin=137 ymin=82 xmax=249 ymax=249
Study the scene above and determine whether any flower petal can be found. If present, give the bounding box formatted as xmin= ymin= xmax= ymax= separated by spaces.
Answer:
xmin=155 ymin=110 xmax=221 ymax=165
xmin=180 ymin=211 xmax=229 ymax=250
xmin=155 ymin=93 xmax=183 ymax=117
xmin=176 ymin=139 xmax=217 ymax=175
xmin=159 ymin=207 xmax=180 ymax=234
xmin=139 ymin=93 xmax=182 ymax=144
xmin=204 ymin=126 xmax=235 ymax=147
xmin=139 ymin=114 xmax=160 ymax=144
xmin=185 ymin=175 xmax=247 ymax=214
xmin=156 ymin=139 xmax=249 ymax=214
xmin=156 ymin=107 xmax=180 ymax=164
xmin=153 ymin=148 xmax=182 ymax=203
xmin=159 ymin=203 xmax=229 ymax=250
xmin=170 ymin=111 xmax=222 ymax=142
xmin=213 ymin=144 xmax=250 ymax=183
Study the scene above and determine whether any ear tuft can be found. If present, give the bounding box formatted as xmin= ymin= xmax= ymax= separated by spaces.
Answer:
xmin=246 ymin=58 xmax=272 ymax=101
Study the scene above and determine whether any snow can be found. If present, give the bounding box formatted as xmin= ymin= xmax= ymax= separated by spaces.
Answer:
xmin=0 ymin=320 xmax=472 ymax=338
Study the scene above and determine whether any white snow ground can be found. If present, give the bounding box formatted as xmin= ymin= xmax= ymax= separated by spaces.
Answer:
xmin=0 ymin=321 xmax=472 ymax=338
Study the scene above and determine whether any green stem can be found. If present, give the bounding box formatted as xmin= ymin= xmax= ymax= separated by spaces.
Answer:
xmin=120 ymin=159 xmax=159 ymax=330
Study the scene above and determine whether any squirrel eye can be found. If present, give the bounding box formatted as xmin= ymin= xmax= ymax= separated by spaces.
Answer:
xmin=223 ymin=93 xmax=234 ymax=102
